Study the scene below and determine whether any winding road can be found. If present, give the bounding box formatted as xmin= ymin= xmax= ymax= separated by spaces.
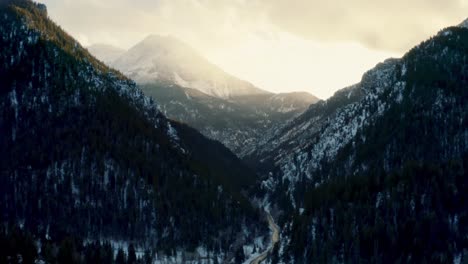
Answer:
xmin=249 ymin=212 xmax=280 ymax=264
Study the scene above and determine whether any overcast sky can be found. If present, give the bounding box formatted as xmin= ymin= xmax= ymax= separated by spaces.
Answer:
xmin=41 ymin=0 xmax=468 ymax=99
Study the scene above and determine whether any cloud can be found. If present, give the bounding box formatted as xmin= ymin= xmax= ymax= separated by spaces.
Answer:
xmin=168 ymin=0 xmax=468 ymax=52
xmin=257 ymin=0 xmax=468 ymax=52
xmin=43 ymin=0 xmax=468 ymax=52
xmin=40 ymin=0 xmax=468 ymax=98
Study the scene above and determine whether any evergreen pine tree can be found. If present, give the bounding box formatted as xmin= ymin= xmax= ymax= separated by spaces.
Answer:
xmin=127 ymin=244 xmax=137 ymax=264
xmin=234 ymin=247 xmax=245 ymax=263
xmin=115 ymin=248 xmax=126 ymax=264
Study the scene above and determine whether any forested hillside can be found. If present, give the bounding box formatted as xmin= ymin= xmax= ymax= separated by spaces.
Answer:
xmin=253 ymin=25 xmax=468 ymax=263
xmin=0 ymin=1 xmax=266 ymax=262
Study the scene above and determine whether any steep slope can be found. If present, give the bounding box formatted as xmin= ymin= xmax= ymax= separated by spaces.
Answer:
xmin=112 ymin=35 xmax=267 ymax=99
xmin=0 ymin=1 xmax=266 ymax=261
xmin=249 ymin=24 xmax=468 ymax=262
xmin=87 ymin=44 xmax=125 ymax=65
xmin=139 ymin=81 xmax=319 ymax=155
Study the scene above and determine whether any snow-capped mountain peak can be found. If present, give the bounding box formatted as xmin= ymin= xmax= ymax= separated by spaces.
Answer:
xmin=110 ymin=34 xmax=268 ymax=99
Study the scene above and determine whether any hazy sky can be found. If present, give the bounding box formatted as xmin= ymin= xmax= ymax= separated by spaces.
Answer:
xmin=41 ymin=0 xmax=468 ymax=99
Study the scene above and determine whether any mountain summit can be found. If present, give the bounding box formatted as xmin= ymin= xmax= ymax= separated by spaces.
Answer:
xmin=111 ymin=34 xmax=268 ymax=99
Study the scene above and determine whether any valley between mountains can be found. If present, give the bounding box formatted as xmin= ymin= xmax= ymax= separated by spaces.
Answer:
xmin=1 ymin=1 xmax=467 ymax=264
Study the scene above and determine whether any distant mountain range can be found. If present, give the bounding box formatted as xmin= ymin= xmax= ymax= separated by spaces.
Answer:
xmin=89 ymin=36 xmax=319 ymax=155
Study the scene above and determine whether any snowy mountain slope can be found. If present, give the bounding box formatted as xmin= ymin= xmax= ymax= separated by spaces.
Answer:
xmin=87 ymin=43 xmax=125 ymax=65
xmin=244 ymin=58 xmax=396 ymax=172
xmin=249 ymin=22 xmax=468 ymax=263
xmin=250 ymin=25 xmax=468 ymax=190
xmin=111 ymin=35 xmax=268 ymax=99
xmin=248 ymin=26 xmax=468 ymax=204
xmin=0 ymin=1 xmax=267 ymax=261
